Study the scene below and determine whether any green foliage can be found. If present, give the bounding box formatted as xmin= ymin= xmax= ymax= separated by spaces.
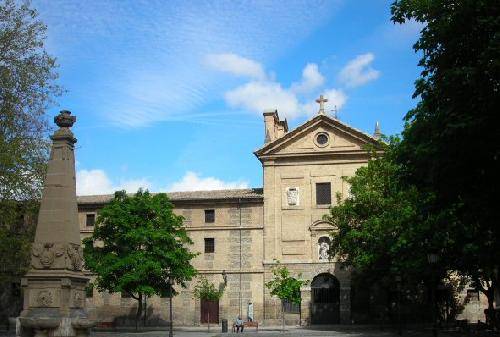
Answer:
xmin=391 ymin=0 xmax=500 ymax=316
xmin=265 ymin=261 xmax=308 ymax=305
xmin=84 ymin=283 xmax=94 ymax=298
xmin=193 ymin=276 xmax=224 ymax=301
xmin=325 ymin=139 xmax=437 ymax=279
xmin=1 ymin=2 xmax=59 ymax=317
xmin=83 ymin=189 xmax=198 ymax=320
xmin=1 ymin=0 xmax=61 ymax=205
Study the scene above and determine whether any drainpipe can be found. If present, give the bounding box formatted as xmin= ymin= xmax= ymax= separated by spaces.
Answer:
xmin=238 ymin=197 xmax=242 ymax=317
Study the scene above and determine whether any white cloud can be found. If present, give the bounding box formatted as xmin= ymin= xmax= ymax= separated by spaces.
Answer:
xmin=339 ymin=53 xmax=380 ymax=88
xmin=76 ymin=169 xmax=151 ymax=195
xmin=206 ymin=53 xmax=267 ymax=80
xmin=76 ymin=169 xmax=248 ymax=195
xmin=322 ymin=88 xmax=348 ymax=112
xmin=167 ymin=171 xmax=248 ymax=192
xmin=219 ymin=57 xmax=347 ymax=119
xmin=301 ymin=88 xmax=347 ymax=117
xmin=225 ymin=81 xmax=302 ymax=119
xmin=35 ymin=0 xmax=340 ymax=128
xmin=291 ymin=63 xmax=325 ymax=94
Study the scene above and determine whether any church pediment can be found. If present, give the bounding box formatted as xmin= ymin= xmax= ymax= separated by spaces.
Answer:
xmin=254 ymin=114 xmax=379 ymax=159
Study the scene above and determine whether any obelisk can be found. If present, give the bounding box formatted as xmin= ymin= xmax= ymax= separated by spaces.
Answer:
xmin=17 ymin=110 xmax=94 ymax=337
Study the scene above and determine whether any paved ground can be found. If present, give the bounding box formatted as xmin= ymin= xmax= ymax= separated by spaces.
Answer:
xmin=2 ymin=326 xmax=493 ymax=337
xmin=91 ymin=328 xmax=485 ymax=337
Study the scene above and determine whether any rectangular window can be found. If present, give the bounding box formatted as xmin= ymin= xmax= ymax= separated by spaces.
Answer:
xmin=282 ymin=299 xmax=300 ymax=313
xmin=204 ymin=238 xmax=215 ymax=253
xmin=86 ymin=214 xmax=95 ymax=227
xmin=316 ymin=182 xmax=332 ymax=205
xmin=204 ymin=209 xmax=215 ymax=223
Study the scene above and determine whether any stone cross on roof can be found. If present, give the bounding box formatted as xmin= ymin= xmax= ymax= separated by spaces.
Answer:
xmin=316 ymin=95 xmax=328 ymax=115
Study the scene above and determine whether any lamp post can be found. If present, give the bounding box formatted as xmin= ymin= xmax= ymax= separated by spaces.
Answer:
xmin=427 ymin=253 xmax=439 ymax=337
xmin=395 ymin=274 xmax=402 ymax=336
xmin=169 ymin=279 xmax=174 ymax=337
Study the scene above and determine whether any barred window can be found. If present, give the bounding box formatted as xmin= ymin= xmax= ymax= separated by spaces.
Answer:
xmin=205 ymin=209 xmax=215 ymax=223
xmin=86 ymin=214 xmax=95 ymax=227
xmin=204 ymin=238 xmax=215 ymax=253
xmin=282 ymin=299 xmax=300 ymax=314
xmin=316 ymin=182 xmax=331 ymax=205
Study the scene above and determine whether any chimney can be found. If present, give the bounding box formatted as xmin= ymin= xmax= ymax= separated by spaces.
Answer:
xmin=263 ymin=110 xmax=288 ymax=144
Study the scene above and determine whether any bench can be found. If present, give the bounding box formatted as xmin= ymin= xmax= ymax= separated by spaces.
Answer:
xmin=232 ymin=321 xmax=259 ymax=332
xmin=96 ymin=321 xmax=114 ymax=329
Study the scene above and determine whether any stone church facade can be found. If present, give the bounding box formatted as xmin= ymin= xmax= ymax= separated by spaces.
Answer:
xmin=76 ymin=108 xmax=387 ymax=326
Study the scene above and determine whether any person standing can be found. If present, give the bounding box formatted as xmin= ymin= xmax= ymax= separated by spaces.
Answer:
xmin=247 ymin=301 xmax=254 ymax=322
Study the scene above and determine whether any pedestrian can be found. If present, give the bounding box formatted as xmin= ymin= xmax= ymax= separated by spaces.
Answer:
xmin=235 ymin=315 xmax=244 ymax=333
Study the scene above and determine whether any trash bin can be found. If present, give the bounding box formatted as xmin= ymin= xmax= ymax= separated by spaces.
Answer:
xmin=221 ymin=319 xmax=228 ymax=333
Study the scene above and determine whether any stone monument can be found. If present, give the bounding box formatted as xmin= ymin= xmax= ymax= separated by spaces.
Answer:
xmin=17 ymin=110 xmax=94 ymax=337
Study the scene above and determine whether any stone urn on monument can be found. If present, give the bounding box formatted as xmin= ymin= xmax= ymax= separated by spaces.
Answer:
xmin=17 ymin=111 xmax=94 ymax=337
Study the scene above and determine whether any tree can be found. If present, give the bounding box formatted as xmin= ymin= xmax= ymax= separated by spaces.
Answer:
xmin=325 ymin=140 xmax=441 ymax=280
xmin=265 ymin=262 xmax=308 ymax=331
xmin=325 ymin=140 xmax=463 ymax=324
xmin=0 ymin=0 xmax=61 ymax=209
xmin=193 ymin=276 xmax=224 ymax=301
xmin=0 ymin=0 xmax=61 ymax=323
xmin=391 ymin=0 xmax=500 ymax=323
xmin=83 ymin=190 xmax=198 ymax=329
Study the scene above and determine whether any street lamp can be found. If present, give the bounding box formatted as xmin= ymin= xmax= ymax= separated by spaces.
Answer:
xmin=168 ymin=279 xmax=174 ymax=337
xmin=427 ymin=253 xmax=439 ymax=337
xmin=395 ymin=274 xmax=402 ymax=336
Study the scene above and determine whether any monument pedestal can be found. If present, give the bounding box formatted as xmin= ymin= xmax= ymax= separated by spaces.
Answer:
xmin=17 ymin=111 xmax=94 ymax=337
xmin=18 ymin=272 xmax=92 ymax=337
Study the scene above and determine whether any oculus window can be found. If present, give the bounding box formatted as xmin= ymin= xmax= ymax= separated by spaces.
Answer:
xmin=314 ymin=132 xmax=329 ymax=147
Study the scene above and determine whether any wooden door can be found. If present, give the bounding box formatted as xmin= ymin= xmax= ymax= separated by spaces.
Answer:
xmin=200 ymin=299 xmax=219 ymax=323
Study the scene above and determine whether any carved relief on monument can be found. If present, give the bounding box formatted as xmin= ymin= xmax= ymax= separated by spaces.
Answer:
xmin=31 ymin=242 xmax=83 ymax=270
xmin=32 ymin=243 xmax=64 ymax=268
xmin=73 ymin=291 xmax=84 ymax=308
xmin=36 ymin=290 xmax=53 ymax=307
xmin=286 ymin=187 xmax=299 ymax=206
xmin=67 ymin=243 xmax=83 ymax=271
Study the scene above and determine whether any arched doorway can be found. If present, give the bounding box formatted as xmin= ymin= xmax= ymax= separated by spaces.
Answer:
xmin=311 ymin=273 xmax=340 ymax=324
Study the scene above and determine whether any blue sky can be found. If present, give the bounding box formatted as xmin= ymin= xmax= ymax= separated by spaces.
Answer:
xmin=33 ymin=0 xmax=422 ymax=195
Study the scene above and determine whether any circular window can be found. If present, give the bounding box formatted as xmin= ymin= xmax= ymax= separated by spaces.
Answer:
xmin=315 ymin=133 xmax=329 ymax=147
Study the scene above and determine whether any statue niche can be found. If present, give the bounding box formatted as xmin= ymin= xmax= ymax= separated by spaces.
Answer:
xmin=318 ymin=237 xmax=331 ymax=261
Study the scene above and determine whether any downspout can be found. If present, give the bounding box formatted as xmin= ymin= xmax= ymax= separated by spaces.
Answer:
xmin=239 ymin=197 xmax=242 ymax=317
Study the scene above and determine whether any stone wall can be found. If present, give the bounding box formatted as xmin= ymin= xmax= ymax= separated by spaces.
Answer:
xmin=80 ymin=199 xmax=265 ymax=326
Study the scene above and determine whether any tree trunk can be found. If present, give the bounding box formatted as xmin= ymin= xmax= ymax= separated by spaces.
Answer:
xmin=282 ymin=301 xmax=285 ymax=333
xmin=486 ymin=288 xmax=495 ymax=327
xmin=143 ymin=295 xmax=147 ymax=327
xmin=136 ymin=292 xmax=143 ymax=331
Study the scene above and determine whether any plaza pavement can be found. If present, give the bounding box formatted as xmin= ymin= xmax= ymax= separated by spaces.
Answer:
xmin=0 ymin=326 xmax=483 ymax=337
